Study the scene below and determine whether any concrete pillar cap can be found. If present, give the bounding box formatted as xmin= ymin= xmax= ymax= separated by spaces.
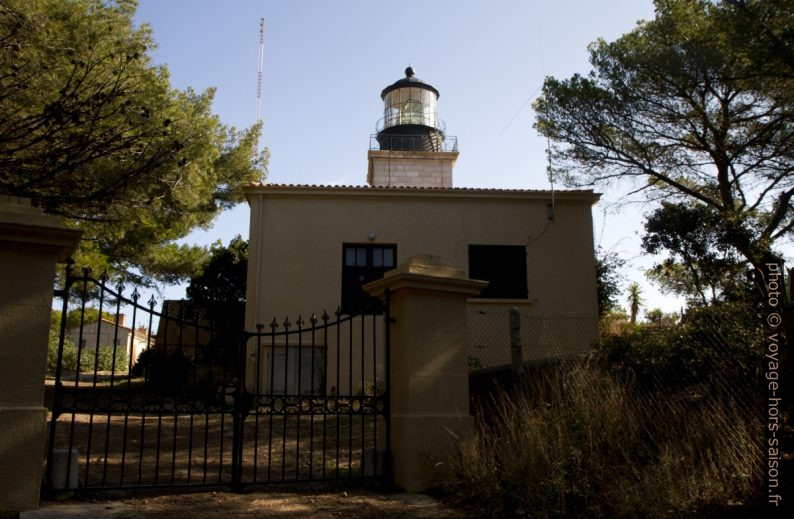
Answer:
xmin=363 ymin=254 xmax=488 ymax=299
xmin=0 ymin=196 xmax=82 ymax=262
xmin=385 ymin=254 xmax=464 ymax=279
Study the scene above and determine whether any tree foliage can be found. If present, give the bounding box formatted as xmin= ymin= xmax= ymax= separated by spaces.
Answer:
xmin=534 ymin=0 xmax=794 ymax=298
xmin=184 ymin=236 xmax=247 ymax=361
xmin=595 ymin=247 xmax=625 ymax=316
xmin=51 ymin=307 xmax=119 ymax=334
xmin=186 ymin=235 xmax=247 ymax=306
xmin=0 ymin=0 xmax=266 ymax=282
xmin=642 ymin=201 xmax=746 ymax=304
xmin=600 ymin=301 xmax=763 ymax=393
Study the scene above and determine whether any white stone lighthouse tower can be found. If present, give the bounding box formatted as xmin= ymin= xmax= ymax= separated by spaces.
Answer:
xmin=367 ymin=67 xmax=458 ymax=187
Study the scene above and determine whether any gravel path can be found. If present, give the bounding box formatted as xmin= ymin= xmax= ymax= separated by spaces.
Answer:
xmin=23 ymin=487 xmax=466 ymax=519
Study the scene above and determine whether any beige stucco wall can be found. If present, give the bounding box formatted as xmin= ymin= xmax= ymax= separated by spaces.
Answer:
xmin=245 ymin=185 xmax=599 ymax=322
xmin=245 ymin=185 xmax=597 ymax=394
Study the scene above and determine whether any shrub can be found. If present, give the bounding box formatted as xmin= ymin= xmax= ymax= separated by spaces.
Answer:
xmin=132 ymin=348 xmax=191 ymax=394
xmin=445 ymin=361 xmax=763 ymax=518
xmin=47 ymin=335 xmax=128 ymax=374
xmin=84 ymin=344 xmax=129 ymax=372
xmin=598 ymin=302 xmax=763 ymax=395
xmin=47 ymin=335 xmax=78 ymax=374
xmin=47 ymin=310 xmax=130 ymax=375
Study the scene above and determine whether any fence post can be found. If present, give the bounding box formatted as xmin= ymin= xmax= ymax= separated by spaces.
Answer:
xmin=509 ymin=307 xmax=524 ymax=380
xmin=365 ymin=255 xmax=487 ymax=492
xmin=0 ymin=196 xmax=81 ymax=513
xmin=44 ymin=261 xmax=74 ymax=493
xmin=230 ymin=334 xmax=247 ymax=491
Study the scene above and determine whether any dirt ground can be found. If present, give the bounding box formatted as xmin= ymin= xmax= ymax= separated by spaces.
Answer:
xmin=24 ymin=486 xmax=466 ymax=519
xmin=38 ymin=378 xmax=465 ymax=517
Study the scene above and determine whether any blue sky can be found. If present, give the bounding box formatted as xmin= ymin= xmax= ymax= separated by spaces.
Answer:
xmin=134 ymin=0 xmax=687 ymax=314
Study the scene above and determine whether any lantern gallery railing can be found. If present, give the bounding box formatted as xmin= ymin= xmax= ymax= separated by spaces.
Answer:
xmin=376 ymin=111 xmax=446 ymax=134
xmin=369 ymin=134 xmax=458 ymax=153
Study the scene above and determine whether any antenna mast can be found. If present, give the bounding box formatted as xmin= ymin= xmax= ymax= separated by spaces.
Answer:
xmin=538 ymin=28 xmax=555 ymax=220
xmin=546 ymin=136 xmax=556 ymax=220
xmin=256 ymin=17 xmax=265 ymax=151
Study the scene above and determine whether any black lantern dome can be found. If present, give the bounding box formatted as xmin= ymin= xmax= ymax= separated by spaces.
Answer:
xmin=376 ymin=67 xmax=445 ymax=152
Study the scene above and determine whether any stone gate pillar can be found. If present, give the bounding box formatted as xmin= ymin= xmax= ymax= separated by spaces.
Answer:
xmin=364 ymin=255 xmax=486 ymax=492
xmin=0 ymin=196 xmax=81 ymax=514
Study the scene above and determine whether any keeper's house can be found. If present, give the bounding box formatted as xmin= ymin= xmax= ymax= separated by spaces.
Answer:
xmin=243 ymin=68 xmax=600 ymax=393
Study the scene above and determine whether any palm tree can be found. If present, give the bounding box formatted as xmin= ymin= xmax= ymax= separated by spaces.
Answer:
xmin=627 ymin=282 xmax=644 ymax=325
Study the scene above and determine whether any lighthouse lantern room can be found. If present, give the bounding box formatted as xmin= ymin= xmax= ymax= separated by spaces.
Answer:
xmin=368 ymin=67 xmax=459 ymax=187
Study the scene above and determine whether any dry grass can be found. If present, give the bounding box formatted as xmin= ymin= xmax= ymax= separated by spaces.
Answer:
xmin=445 ymin=360 xmax=764 ymax=518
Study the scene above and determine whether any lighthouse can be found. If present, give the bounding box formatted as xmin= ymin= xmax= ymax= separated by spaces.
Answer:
xmin=367 ymin=67 xmax=458 ymax=188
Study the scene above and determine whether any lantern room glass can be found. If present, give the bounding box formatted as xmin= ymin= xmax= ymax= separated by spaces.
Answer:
xmin=382 ymin=87 xmax=437 ymax=129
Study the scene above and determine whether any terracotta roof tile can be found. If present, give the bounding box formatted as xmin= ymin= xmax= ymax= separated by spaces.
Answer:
xmin=247 ymin=182 xmax=595 ymax=194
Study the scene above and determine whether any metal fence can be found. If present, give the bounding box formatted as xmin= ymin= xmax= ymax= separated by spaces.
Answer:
xmin=45 ymin=265 xmax=389 ymax=495
xmin=466 ymin=308 xmax=599 ymax=372
xmin=369 ymin=133 xmax=458 ymax=152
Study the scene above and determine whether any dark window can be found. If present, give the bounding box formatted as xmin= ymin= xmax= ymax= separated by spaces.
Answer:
xmin=468 ymin=245 xmax=528 ymax=299
xmin=341 ymin=244 xmax=397 ymax=314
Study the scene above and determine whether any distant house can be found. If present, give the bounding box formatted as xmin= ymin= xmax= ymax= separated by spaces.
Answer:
xmin=66 ymin=314 xmax=150 ymax=369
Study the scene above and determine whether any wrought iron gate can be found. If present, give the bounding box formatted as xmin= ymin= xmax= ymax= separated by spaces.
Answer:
xmin=45 ymin=264 xmax=390 ymax=493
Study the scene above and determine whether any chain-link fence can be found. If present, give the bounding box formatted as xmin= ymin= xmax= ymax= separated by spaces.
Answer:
xmin=453 ymin=300 xmax=774 ymax=517
xmin=466 ymin=307 xmax=599 ymax=372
